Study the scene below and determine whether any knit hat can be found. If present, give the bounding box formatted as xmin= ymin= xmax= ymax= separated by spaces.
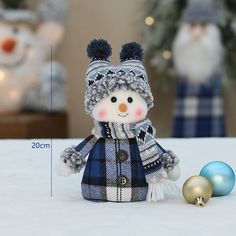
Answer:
xmin=182 ymin=0 xmax=217 ymax=24
xmin=84 ymin=39 xmax=154 ymax=115
xmin=0 ymin=1 xmax=38 ymax=24
xmin=0 ymin=0 xmax=67 ymax=25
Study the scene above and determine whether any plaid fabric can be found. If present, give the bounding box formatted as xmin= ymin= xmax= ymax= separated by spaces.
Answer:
xmin=61 ymin=120 xmax=179 ymax=202
xmin=74 ymin=135 xmax=98 ymax=159
xmin=172 ymin=77 xmax=225 ymax=137
xmin=81 ymin=138 xmax=148 ymax=202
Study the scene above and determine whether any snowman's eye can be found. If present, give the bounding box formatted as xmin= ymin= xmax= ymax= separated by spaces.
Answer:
xmin=111 ymin=96 xmax=117 ymax=103
xmin=127 ymin=97 xmax=133 ymax=103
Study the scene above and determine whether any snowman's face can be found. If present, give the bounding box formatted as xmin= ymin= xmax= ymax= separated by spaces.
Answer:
xmin=92 ymin=90 xmax=148 ymax=123
xmin=0 ymin=22 xmax=44 ymax=70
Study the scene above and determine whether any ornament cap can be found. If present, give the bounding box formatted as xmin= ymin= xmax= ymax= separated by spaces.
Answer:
xmin=195 ymin=196 xmax=205 ymax=207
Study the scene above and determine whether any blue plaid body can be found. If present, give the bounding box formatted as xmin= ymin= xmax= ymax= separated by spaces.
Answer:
xmin=172 ymin=76 xmax=225 ymax=137
xmin=81 ymin=137 xmax=148 ymax=202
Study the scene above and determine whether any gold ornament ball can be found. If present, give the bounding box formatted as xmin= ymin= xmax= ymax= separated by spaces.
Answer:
xmin=182 ymin=175 xmax=213 ymax=207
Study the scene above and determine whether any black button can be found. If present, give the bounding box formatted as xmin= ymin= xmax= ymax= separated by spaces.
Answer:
xmin=116 ymin=150 xmax=128 ymax=162
xmin=117 ymin=176 xmax=127 ymax=186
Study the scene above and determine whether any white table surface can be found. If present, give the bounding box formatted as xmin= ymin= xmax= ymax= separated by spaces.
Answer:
xmin=0 ymin=138 xmax=235 ymax=236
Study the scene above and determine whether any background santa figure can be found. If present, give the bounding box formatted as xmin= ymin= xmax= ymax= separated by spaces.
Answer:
xmin=172 ymin=0 xmax=225 ymax=137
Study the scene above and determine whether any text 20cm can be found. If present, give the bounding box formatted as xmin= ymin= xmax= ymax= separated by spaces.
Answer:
xmin=32 ymin=142 xmax=50 ymax=149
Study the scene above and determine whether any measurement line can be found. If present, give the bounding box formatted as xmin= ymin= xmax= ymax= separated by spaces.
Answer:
xmin=50 ymin=45 xmax=53 ymax=198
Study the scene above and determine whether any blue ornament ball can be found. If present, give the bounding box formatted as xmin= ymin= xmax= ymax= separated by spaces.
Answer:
xmin=200 ymin=161 xmax=235 ymax=197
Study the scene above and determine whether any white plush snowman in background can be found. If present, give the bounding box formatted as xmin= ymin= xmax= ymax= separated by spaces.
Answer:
xmin=0 ymin=0 xmax=67 ymax=113
xmin=58 ymin=39 xmax=180 ymax=202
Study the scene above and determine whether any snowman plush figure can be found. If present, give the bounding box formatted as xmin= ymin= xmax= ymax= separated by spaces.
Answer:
xmin=0 ymin=0 xmax=67 ymax=113
xmin=58 ymin=39 xmax=180 ymax=202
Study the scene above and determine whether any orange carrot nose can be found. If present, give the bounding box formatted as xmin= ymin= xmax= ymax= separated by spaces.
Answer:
xmin=119 ymin=103 xmax=127 ymax=113
xmin=2 ymin=38 xmax=17 ymax=53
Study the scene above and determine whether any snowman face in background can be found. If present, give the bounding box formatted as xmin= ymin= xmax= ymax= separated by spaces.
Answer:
xmin=0 ymin=22 xmax=44 ymax=70
xmin=92 ymin=90 xmax=148 ymax=123
xmin=0 ymin=20 xmax=63 ymax=113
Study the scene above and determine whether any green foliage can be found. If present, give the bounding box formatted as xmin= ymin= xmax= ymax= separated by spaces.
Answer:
xmin=2 ymin=0 xmax=26 ymax=9
xmin=142 ymin=0 xmax=236 ymax=80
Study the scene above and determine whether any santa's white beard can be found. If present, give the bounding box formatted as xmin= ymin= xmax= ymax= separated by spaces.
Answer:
xmin=173 ymin=24 xmax=223 ymax=84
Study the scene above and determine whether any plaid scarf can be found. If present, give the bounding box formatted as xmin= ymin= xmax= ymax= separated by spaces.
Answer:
xmin=92 ymin=119 xmax=168 ymax=182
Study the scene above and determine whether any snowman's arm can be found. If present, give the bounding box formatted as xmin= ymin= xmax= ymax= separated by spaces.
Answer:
xmin=36 ymin=61 xmax=67 ymax=111
xmin=39 ymin=61 xmax=67 ymax=83
xmin=60 ymin=135 xmax=98 ymax=173
xmin=155 ymin=142 xmax=180 ymax=180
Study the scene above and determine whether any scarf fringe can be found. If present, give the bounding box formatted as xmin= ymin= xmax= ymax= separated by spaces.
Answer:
xmin=147 ymin=177 xmax=181 ymax=202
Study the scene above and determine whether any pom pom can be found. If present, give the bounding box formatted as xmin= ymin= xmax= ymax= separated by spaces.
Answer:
xmin=120 ymin=42 xmax=143 ymax=62
xmin=87 ymin=39 xmax=112 ymax=60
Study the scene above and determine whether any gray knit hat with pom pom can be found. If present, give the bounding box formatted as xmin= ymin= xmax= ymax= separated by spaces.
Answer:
xmin=84 ymin=39 xmax=154 ymax=115
xmin=182 ymin=0 xmax=217 ymax=24
xmin=0 ymin=0 xmax=67 ymax=24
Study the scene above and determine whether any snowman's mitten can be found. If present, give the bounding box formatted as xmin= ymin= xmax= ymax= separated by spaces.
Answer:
xmin=167 ymin=164 xmax=180 ymax=181
xmin=160 ymin=150 xmax=180 ymax=175
xmin=56 ymin=158 xmax=74 ymax=176
xmin=60 ymin=135 xmax=98 ymax=174
xmin=60 ymin=146 xmax=86 ymax=174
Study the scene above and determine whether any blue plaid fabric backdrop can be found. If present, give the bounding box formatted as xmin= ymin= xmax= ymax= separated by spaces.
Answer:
xmin=172 ymin=75 xmax=226 ymax=137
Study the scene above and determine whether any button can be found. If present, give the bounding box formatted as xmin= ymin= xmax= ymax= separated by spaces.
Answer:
xmin=117 ymin=176 xmax=127 ymax=186
xmin=116 ymin=150 xmax=128 ymax=162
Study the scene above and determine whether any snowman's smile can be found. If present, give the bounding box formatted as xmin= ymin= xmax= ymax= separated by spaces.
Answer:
xmin=0 ymin=44 xmax=30 ymax=68
xmin=118 ymin=113 xmax=128 ymax=117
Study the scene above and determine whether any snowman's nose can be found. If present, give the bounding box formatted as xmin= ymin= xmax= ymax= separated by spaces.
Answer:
xmin=2 ymin=38 xmax=17 ymax=53
xmin=119 ymin=103 xmax=127 ymax=113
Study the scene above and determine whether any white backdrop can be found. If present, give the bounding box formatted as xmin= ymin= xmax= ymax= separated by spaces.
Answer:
xmin=0 ymin=138 xmax=235 ymax=236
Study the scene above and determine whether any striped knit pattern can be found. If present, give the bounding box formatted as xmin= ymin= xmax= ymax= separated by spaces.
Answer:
xmin=135 ymin=120 xmax=164 ymax=180
xmin=173 ymin=77 xmax=226 ymax=137
xmin=86 ymin=59 xmax=148 ymax=87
